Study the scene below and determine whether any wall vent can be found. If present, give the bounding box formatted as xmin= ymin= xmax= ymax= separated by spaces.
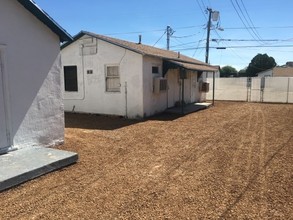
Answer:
xmin=153 ymin=77 xmax=168 ymax=93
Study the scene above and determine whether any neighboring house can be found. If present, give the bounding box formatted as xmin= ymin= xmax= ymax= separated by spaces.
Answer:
xmin=61 ymin=31 xmax=217 ymax=118
xmin=258 ymin=63 xmax=293 ymax=77
xmin=257 ymin=69 xmax=273 ymax=77
xmin=0 ymin=0 xmax=72 ymax=154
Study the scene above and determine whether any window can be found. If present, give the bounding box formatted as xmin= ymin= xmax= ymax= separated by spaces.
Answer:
xmin=106 ymin=65 xmax=120 ymax=92
xmin=64 ymin=66 xmax=78 ymax=91
xmin=152 ymin=66 xmax=159 ymax=74
xmin=87 ymin=69 xmax=93 ymax=74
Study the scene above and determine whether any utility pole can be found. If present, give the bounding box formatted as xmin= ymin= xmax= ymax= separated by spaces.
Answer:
xmin=166 ymin=26 xmax=174 ymax=50
xmin=205 ymin=8 xmax=213 ymax=64
xmin=205 ymin=8 xmax=221 ymax=64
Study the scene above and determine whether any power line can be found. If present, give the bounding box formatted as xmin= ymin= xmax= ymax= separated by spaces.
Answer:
xmin=171 ymin=33 xmax=198 ymax=38
xmin=224 ymin=25 xmax=293 ymax=30
xmin=213 ymin=29 xmax=246 ymax=65
xmin=152 ymin=31 xmax=166 ymax=47
xmin=230 ymin=0 xmax=261 ymax=42
xmin=235 ymin=0 xmax=263 ymax=42
xmin=103 ymin=28 xmax=165 ymax=36
xmin=196 ymin=0 xmax=207 ymax=20
xmin=170 ymin=40 xmax=203 ymax=49
xmin=239 ymin=0 xmax=262 ymax=39
xmin=192 ymin=31 xmax=206 ymax=57
xmin=176 ymin=45 xmax=293 ymax=51
xmin=211 ymin=38 xmax=293 ymax=42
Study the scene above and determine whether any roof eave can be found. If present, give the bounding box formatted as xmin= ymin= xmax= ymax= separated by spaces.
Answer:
xmin=17 ymin=0 xmax=73 ymax=42
xmin=61 ymin=31 xmax=146 ymax=56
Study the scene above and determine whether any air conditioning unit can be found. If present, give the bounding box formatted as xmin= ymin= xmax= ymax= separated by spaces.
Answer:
xmin=201 ymin=82 xmax=210 ymax=93
xmin=153 ymin=77 xmax=168 ymax=93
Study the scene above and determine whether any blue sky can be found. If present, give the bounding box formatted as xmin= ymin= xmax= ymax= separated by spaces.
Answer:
xmin=35 ymin=0 xmax=293 ymax=70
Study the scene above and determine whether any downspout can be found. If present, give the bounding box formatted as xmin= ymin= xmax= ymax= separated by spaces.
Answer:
xmin=125 ymin=81 xmax=128 ymax=118
xmin=180 ymin=68 xmax=185 ymax=114
xmin=286 ymin=77 xmax=290 ymax=104
xmin=212 ymin=71 xmax=215 ymax=106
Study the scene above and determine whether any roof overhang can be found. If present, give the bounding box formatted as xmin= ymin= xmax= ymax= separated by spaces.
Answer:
xmin=163 ymin=59 xmax=219 ymax=76
xmin=17 ymin=0 xmax=73 ymax=42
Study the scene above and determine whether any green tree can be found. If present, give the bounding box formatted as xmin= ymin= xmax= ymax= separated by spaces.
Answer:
xmin=246 ymin=53 xmax=276 ymax=77
xmin=220 ymin=65 xmax=238 ymax=77
xmin=238 ymin=67 xmax=247 ymax=77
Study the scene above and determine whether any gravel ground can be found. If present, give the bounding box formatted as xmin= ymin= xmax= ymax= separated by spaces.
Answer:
xmin=1 ymin=102 xmax=293 ymax=219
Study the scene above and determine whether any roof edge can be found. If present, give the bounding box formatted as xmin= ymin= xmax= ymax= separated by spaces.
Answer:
xmin=61 ymin=31 xmax=145 ymax=55
xmin=17 ymin=0 xmax=73 ymax=42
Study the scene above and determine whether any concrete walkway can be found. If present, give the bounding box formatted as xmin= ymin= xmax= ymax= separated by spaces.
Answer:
xmin=165 ymin=102 xmax=212 ymax=115
xmin=0 ymin=147 xmax=78 ymax=192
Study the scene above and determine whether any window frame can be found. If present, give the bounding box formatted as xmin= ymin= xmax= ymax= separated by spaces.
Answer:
xmin=105 ymin=65 xmax=121 ymax=92
xmin=152 ymin=65 xmax=159 ymax=74
xmin=64 ymin=65 xmax=78 ymax=92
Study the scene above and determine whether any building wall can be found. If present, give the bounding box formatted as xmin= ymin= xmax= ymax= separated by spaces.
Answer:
xmin=258 ymin=69 xmax=273 ymax=77
xmin=61 ymin=35 xmax=144 ymax=118
xmin=166 ymin=69 xmax=180 ymax=108
xmin=206 ymin=78 xmax=249 ymax=101
xmin=142 ymin=56 xmax=168 ymax=117
xmin=206 ymin=77 xmax=293 ymax=103
xmin=273 ymin=67 xmax=293 ymax=77
xmin=0 ymin=0 xmax=64 ymax=149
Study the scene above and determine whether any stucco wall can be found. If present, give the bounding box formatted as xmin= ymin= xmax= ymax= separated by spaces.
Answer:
xmin=206 ymin=77 xmax=293 ymax=103
xmin=61 ymin=35 xmax=144 ymax=118
xmin=0 ymin=0 xmax=64 ymax=149
xmin=142 ymin=56 xmax=168 ymax=117
xmin=206 ymin=78 xmax=248 ymax=101
xmin=273 ymin=67 xmax=293 ymax=77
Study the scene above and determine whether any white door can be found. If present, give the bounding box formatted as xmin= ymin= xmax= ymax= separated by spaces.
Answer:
xmin=0 ymin=55 xmax=9 ymax=150
xmin=167 ymin=70 xmax=180 ymax=108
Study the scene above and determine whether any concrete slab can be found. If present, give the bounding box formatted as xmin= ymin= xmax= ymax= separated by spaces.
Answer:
xmin=0 ymin=147 xmax=78 ymax=192
xmin=165 ymin=102 xmax=212 ymax=115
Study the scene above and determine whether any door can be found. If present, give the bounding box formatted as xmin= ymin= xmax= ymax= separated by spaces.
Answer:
xmin=0 ymin=53 xmax=9 ymax=151
xmin=167 ymin=70 xmax=180 ymax=108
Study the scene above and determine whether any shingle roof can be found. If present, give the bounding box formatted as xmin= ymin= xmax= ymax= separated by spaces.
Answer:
xmin=17 ymin=0 xmax=72 ymax=42
xmin=62 ymin=31 xmax=218 ymax=72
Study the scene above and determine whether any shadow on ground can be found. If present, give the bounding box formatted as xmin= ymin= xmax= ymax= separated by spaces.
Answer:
xmin=65 ymin=112 xmax=184 ymax=130
xmin=65 ymin=113 xmax=140 ymax=130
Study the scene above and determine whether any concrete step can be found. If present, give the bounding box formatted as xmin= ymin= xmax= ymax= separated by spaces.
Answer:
xmin=0 ymin=147 xmax=78 ymax=192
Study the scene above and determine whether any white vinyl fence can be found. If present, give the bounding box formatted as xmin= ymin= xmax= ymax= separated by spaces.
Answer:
xmin=206 ymin=77 xmax=293 ymax=103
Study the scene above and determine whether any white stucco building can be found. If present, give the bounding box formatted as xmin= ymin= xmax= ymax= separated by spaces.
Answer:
xmin=61 ymin=31 xmax=217 ymax=118
xmin=258 ymin=63 xmax=293 ymax=77
xmin=0 ymin=0 xmax=72 ymax=154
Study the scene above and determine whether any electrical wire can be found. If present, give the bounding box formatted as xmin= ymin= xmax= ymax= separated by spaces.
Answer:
xmin=235 ymin=0 xmax=263 ymax=42
xmin=240 ymin=0 xmax=263 ymax=40
xmin=192 ymin=31 xmax=206 ymax=57
xmin=176 ymin=45 xmax=293 ymax=51
xmin=224 ymin=25 xmax=293 ymax=30
xmin=171 ymin=33 xmax=198 ymax=38
xmin=152 ymin=31 xmax=166 ymax=47
xmin=196 ymin=0 xmax=207 ymax=20
xmin=230 ymin=0 xmax=261 ymax=42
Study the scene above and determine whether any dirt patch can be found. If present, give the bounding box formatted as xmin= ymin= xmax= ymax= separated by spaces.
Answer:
xmin=1 ymin=102 xmax=293 ymax=219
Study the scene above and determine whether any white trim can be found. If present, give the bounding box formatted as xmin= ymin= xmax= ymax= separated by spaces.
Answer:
xmin=105 ymin=64 xmax=121 ymax=93
xmin=0 ymin=45 xmax=13 ymax=148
